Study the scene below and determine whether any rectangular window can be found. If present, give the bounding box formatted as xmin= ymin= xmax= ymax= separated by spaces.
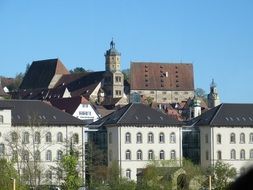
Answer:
xmin=205 ymin=134 xmax=208 ymax=144
xmin=116 ymin=90 xmax=122 ymax=96
xmin=0 ymin=144 xmax=5 ymax=155
xmin=150 ymin=91 xmax=155 ymax=94
xmin=115 ymin=76 xmax=121 ymax=83
xmin=206 ymin=151 xmax=209 ymax=160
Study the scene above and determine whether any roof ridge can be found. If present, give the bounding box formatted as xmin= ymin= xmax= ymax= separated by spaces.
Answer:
xmin=117 ymin=103 xmax=134 ymax=124
xmin=209 ymin=104 xmax=223 ymax=125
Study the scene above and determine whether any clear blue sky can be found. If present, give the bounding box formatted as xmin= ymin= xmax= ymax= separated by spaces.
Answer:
xmin=0 ymin=0 xmax=253 ymax=103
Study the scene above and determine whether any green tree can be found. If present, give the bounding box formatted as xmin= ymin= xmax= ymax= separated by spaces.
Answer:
xmin=0 ymin=158 xmax=27 ymax=190
xmin=194 ymin=88 xmax=208 ymax=104
xmin=207 ymin=161 xmax=237 ymax=190
xmin=59 ymin=147 xmax=82 ymax=190
xmin=7 ymin=72 xmax=24 ymax=91
xmin=69 ymin=67 xmax=88 ymax=74
xmin=122 ymin=68 xmax=130 ymax=81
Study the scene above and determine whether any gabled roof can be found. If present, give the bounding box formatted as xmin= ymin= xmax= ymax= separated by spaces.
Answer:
xmin=130 ymin=62 xmax=194 ymax=91
xmin=65 ymin=71 xmax=105 ymax=92
xmin=54 ymin=73 xmax=87 ymax=88
xmin=49 ymin=96 xmax=89 ymax=115
xmin=188 ymin=103 xmax=253 ymax=126
xmin=89 ymin=103 xmax=183 ymax=128
xmin=0 ymin=100 xmax=84 ymax=126
xmin=20 ymin=58 xmax=69 ymax=89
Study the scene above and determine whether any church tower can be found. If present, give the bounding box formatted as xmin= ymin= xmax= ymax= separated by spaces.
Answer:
xmin=103 ymin=40 xmax=124 ymax=105
xmin=207 ymin=79 xmax=220 ymax=108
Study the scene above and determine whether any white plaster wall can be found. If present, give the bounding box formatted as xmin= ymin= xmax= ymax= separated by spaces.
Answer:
xmin=0 ymin=109 xmax=85 ymax=185
xmin=107 ymin=125 xmax=182 ymax=181
xmin=200 ymin=126 xmax=253 ymax=174
xmin=73 ymin=103 xmax=100 ymax=122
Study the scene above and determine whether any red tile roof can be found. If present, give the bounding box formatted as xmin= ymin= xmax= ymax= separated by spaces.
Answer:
xmin=130 ymin=62 xmax=194 ymax=91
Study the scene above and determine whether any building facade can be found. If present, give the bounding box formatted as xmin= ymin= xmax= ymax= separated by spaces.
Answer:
xmin=130 ymin=62 xmax=195 ymax=104
xmin=0 ymin=100 xmax=85 ymax=186
xmin=89 ymin=103 xmax=183 ymax=181
xmin=189 ymin=103 xmax=253 ymax=175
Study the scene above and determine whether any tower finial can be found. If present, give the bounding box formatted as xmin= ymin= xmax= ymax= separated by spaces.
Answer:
xmin=110 ymin=38 xmax=115 ymax=49
xmin=211 ymin=78 xmax=216 ymax=87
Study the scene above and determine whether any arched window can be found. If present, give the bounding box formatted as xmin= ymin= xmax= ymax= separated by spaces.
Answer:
xmin=230 ymin=133 xmax=236 ymax=143
xmin=159 ymin=132 xmax=165 ymax=143
xmin=46 ymin=150 xmax=52 ymax=161
xmin=230 ymin=149 xmax=236 ymax=159
xmin=137 ymin=150 xmax=142 ymax=160
xmin=46 ymin=170 xmax=52 ymax=180
xmin=171 ymin=150 xmax=176 ymax=160
xmin=46 ymin=132 xmax=52 ymax=143
xmin=125 ymin=150 xmax=131 ymax=160
xmin=250 ymin=149 xmax=253 ymax=159
xmin=0 ymin=144 xmax=5 ymax=155
xmin=57 ymin=132 xmax=63 ymax=142
xmin=73 ymin=133 xmax=79 ymax=144
xmin=109 ymin=149 xmax=113 ymax=161
xmin=160 ymin=150 xmax=165 ymax=160
xmin=35 ymin=150 xmax=41 ymax=161
xmin=170 ymin=132 xmax=176 ymax=143
xmin=126 ymin=169 xmax=131 ymax=179
xmin=57 ymin=150 xmax=63 ymax=160
xmin=136 ymin=132 xmax=142 ymax=143
xmin=217 ymin=134 xmax=221 ymax=144
xmin=240 ymin=133 xmax=245 ymax=143
xmin=250 ymin=133 xmax=253 ymax=143
xmin=217 ymin=151 xmax=222 ymax=160
xmin=125 ymin=132 xmax=131 ymax=143
xmin=148 ymin=150 xmax=154 ymax=160
xmin=35 ymin=132 xmax=41 ymax=144
xmin=0 ymin=115 xmax=3 ymax=123
xmin=23 ymin=132 xmax=29 ymax=144
xmin=57 ymin=169 xmax=63 ymax=180
xmin=206 ymin=151 xmax=209 ymax=160
xmin=11 ymin=132 xmax=18 ymax=143
xmin=22 ymin=150 xmax=29 ymax=161
xmin=148 ymin=132 xmax=154 ymax=143
xmin=109 ymin=132 xmax=112 ymax=144
xmin=240 ymin=149 xmax=245 ymax=160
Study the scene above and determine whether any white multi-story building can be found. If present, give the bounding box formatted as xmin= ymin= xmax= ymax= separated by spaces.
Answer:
xmin=189 ymin=103 xmax=253 ymax=175
xmin=89 ymin=103 xmax=184 ymax=181
xmin=0 ymin=100 xmax=85 ymax=186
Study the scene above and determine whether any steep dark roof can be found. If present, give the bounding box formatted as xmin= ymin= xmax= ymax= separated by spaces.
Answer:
xmin=54 ymin=73 xmax=87 ymax=88
xmin=49 ymin=96 xmax=89 ymax=115
xmin=0 ymin=100 xmax=84 ymax=126
xmin=20 ymin=58 xmax=69 ymax=89
xmin=130 ymin=62 xmax=194 ymax=91
xmin=188 ymin=103 xmax=253 ymax=126
xmin=89 ymin=103 xmax=183 ymax=128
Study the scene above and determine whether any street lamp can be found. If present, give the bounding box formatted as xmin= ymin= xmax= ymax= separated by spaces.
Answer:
xmin=10 ymin=178 xmax=16 ymax=190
